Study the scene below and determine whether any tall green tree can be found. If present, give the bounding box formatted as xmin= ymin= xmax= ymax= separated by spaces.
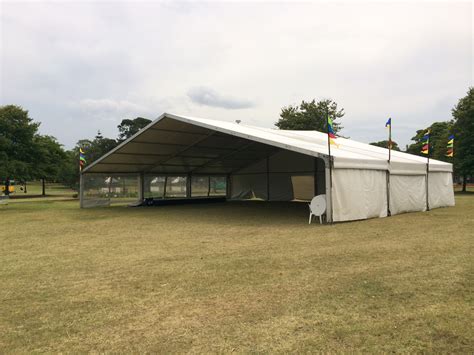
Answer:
xmin=406 ymin=121 xmax=453 ymax=162
xmin=57 ymin=149 xmax=79 ymax=190
xmin=34 ymin=135 xmax=68 ymax=195
xmin=60 ymin=132 xmax=119 ymax=190
xmin=369 ymin=140 xmax=401 ymax=151
xmin=91 ymin=131 xmax=118 ymax=162
xmin=34 ymin=135 xmax=67 ymax=180
xmin=0 ymin=105 xmax=40 ymax=194
xmin=275 ymin=99 xmax=344 ymax=133
xmin=452 ymin=87 xmax=474 ymax=192
xmin=117 ymin=117 xmax=151 ymax=141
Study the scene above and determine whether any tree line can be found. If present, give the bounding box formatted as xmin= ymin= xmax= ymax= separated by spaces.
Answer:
xmin=0 ymin=106 xmax=152 ymax=195
xmin=274 ymin=89 xmax=473 ymax=191
xmin=1 ymin=87 xmax=472 ymax=194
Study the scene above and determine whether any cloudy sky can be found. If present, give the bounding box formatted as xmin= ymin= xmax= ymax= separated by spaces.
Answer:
xmin=1 ymin=1 xmax=472 ymax=149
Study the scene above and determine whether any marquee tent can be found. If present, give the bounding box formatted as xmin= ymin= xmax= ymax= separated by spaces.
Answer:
xmin=80 ymin=113 xmax=455 ymax=222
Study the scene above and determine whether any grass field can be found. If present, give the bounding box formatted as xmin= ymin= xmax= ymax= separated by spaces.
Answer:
xmin=6 ymin=181 xmax=76 ymax=198
xmin=0 ymin=195 xmax=473 ymax=352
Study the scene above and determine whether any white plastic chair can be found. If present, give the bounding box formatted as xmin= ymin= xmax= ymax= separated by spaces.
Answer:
xmin=0 ymin=195 xmax=9 ymax=206
xmin=308 ymin=194 xmax=326 ymax=224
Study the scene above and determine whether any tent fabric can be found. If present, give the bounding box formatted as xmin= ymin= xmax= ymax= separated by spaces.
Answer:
xmin=389 ymin=174 xmax=427 ymax=215
xmin=81 ymin=113 xmax=455 ymax=222
xmin=82 ymin=113 xmax=453 ymax=175
xmin=332 ymin=169 xmax=388 ymax=222
xmin=428 ymin=172 xmax=455 ymax=209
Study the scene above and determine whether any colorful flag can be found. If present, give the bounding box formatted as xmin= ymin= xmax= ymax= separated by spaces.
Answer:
xmin=327 ymin=116 xmax=339 ymax=147
xmin=446 ymin=134 xmax=454 ymax=157
xmin=385 ymin=117 xmax=392 ymax=150
xmin=421 ymin=130 xmax=430 ymax=155
xmin=79 ymin=147 xmax=86 ymax=170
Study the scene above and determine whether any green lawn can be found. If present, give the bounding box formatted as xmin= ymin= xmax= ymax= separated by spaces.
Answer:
xmin=6 ymin=181 xmax=76 ymax=198
xmin=0 ymin=195 xmax=473 ymax=352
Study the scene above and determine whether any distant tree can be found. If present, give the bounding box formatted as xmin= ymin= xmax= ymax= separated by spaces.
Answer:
xmin=0 ymin=105 xmax=40 ymax=195
xmin=57 ymin=149 xmax=79 ymax=190
xmin=75 ymin=134 xmax=118 ymax=168
xmin=117 ymin=117 xmax=151 ymax=141
xmin=452 ymin=87 xmax=474 ymax=192
xmin=369 ymin=140 xmax=401 ymax=151
xmin=92 ymin=131 xmax=118 ymax=161
xmin=34 ymin=135 xmax=67 ymax=179
xmin=406 ymin=121 xmax=453 ymax=162
xmin=275 ymin=99 xmax=344 ymax=133
xmin=60 ymin=132 xmax=119 ymax=190
xmin=34 ymin=135 xmax=68 ymax=195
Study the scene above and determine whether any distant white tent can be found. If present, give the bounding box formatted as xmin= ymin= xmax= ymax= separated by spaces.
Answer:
xmin=80 ymin=113 xmax=455 ymax=222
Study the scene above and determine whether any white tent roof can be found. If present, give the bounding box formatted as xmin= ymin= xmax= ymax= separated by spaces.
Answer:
xmin=82 ymin=113 xmax=452 ymax=175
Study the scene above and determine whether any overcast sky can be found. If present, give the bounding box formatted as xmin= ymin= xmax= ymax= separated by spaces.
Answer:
xmin=1 ymin=1 xmax=472 ymax=149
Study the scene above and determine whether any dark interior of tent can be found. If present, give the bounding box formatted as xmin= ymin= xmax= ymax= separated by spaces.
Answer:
xmin=80 ymin=116 xmax=327 ymax=208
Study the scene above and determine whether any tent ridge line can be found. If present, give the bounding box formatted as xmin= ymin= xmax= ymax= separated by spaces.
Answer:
xmin=165 ymin=113 xmax=329 ymax=163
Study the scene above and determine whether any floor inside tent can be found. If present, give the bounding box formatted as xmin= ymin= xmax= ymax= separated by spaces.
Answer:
xmin=132 ymin=200 xmax=315 ymax=224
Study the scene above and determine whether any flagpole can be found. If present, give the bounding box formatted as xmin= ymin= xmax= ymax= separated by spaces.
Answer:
xmin=388 ymin=123 xmax=392 ymax=162
xmin=387 ymin=119 xmax=391 ymax=216
xmin=426 ymin=138 xmax=430 ymax=212
xmin=327 ymin=110 xmax=333 ymax=224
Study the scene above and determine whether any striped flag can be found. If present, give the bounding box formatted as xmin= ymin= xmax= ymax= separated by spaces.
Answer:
xmin=446 ymin=134 xmax=454 ymax=157
xmin=79 ymin=148 xmax=87 ymax=170
xmin=327 ymin=116 xmax=339 ymax=147
xmin=421 ymin=130 xmax=430 ymax=155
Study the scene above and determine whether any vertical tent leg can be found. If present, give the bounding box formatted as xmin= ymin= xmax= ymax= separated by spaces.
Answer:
xmin=325 ymin=158 xmax=333 ymax=223
xmin=139 ymin=172 xmax=145 ymax=202
xmin=186 ymin=173 xmax=192 ymax=198
xmin=163 ymin=176 xmax=168 ymax=198
xmin=313 ymin=158 xmax=317 ymax=197
xmin=266 ymin=155 xmax=270 ymax=201
xmin=226 ymin=174 xmax=231 ymax=200
xmin=79 ymin=173 xmax=84 ymax=208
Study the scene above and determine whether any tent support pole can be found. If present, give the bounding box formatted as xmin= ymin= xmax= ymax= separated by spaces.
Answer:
xmin=163 ymin=176 xmax=168 ymax=198
xmin=139 ymin=172 xmax=145 ymax=202
xmin=186 ymin=173 xmax=191 ymax=198
xmin=266 ymin=155 xmax=270 ymax=201
xmin=226 ymin=174 xmax=231 ymax=200
xmin=313 ymin=158 xmax=317 ymax=196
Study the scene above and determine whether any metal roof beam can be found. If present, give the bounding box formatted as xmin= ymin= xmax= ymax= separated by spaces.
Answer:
xmin=144 ymin=131 xmax=216 ymax=173
xmin=189 ymin=141 xmax=258 ymax=173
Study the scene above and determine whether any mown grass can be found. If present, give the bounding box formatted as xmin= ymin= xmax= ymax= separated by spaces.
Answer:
xmin=6 ymin=181 xmax=76 ymax=198
xmin=0 ymin=195 xmax=472 ymax=352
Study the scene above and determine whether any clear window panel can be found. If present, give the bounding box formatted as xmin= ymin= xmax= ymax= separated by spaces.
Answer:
xmin=191 ymin=176 xmax=209 ymax=197
xmin=165 ymin=176 xmax=187 ymax=198
xmin=209 ymin=176 xmax=226 ymax=196
xmin=145 ymin=175 xmax=166 ymax=199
